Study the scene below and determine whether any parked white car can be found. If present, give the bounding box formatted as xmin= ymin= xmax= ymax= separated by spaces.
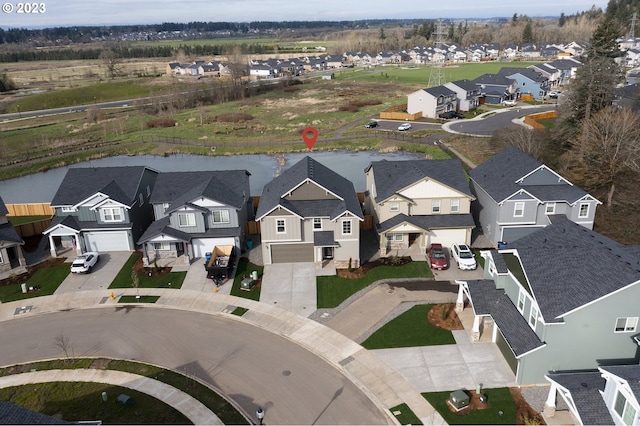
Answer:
xmin=502 ymin=99 xmax=517 ymax=107
xmin=70 ymin=252 xmax=100 ymax=273
xmin=451 ymin=243 xmax=477 ymax=270
xmin=397 ymin=122 xmax=412 ymax=131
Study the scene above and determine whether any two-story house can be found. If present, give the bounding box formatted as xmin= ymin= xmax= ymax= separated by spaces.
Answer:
xmin=469 ymin=146 xmax=600 ymax=245
xmin=498 ymin=67 xmax=550 ymax=100
xmin=137 ymin=170 xmax=252 ymax=267
xmin=407 ymin=85 xmax=458 ymax=119
xmin=43 ymin=167 xmax=158 ymax=256
xmin=472 ymin=73 xmax=519 ymax=104
xmin=364 ymin=159 xmax=475 ymax=256
xmin=545 ymin=364 xmax=640 ymax=425
xmin=455 ymin=216 xmax=640 ymax=385
xmin=256 ymin=156 xmax=363 ymax=268
xmin=0 ymin=195 xmax=26 ymax=274
xmin=444 ymin=79 xmax=481 ymax=112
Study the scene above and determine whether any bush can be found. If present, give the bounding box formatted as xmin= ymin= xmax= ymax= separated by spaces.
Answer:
xmin=215 ymin=112 xmax=254 ymax=122
xmin=145 ymin=119 xmax=177 ymax=128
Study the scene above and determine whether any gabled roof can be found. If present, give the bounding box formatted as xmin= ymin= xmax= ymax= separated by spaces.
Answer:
xmin=0 ymin=195 xmax=8 ymax=216
xmin=498 ymin=67 xmax=547 ymax=83
xmin=137 ymin=216 xmax=192 ymax=244
xmin=256 ymin=156 xmax=362 ymax=221
xmin=422 ymin=85 xmax=456 ymax=98
xmin=600 ymin=365 xmax=640 ymax=399
xmin=377 ymin=213 xmax=475 ymax=233
xmin=51 ymin=166 xmax=154 ymax=207
xmin=365 ymin=159 xmax=473 ymax=204
xmin=446 ymin=79 xmax=477 ymax=92
xmin=506 ymin=217 xmax=640 ymax=322
xmin=465 ymin=279 xmax=544 ymax=356
xmin=0 ymin=222 xmax=23 ymax=244
xmin=545 ymin=372 xmax=612 ymax=425
xmin=150 ymin=170 xmax=249 ymax=211
xmin=473 ymin=73 xmax=514 ymax=86
xmin=469 ymin=146 xmax=590 ymax=204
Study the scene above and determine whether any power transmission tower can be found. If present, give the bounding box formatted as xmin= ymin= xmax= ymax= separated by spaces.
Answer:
xmin=428 ymin=19 xmax=447 ymax=87
xmin=630 ymin=12 xmax=637 ymax=39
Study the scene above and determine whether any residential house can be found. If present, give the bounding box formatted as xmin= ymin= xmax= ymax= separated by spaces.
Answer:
xmin=545 ymin=364 xmax=640 ymax=425
xmin=486 ymin=42 xmax=500 ymax=58
xmin=44 ymin=167 xmax=158 ymax=256
xmin=540 ymin=44 xmax=561 ymax=59
xmin=256 ymin=156 xmax=363 ymax=268
xmin=520 ymin=43 xmax=540 ymax=58
xmin=444 ymin=79 xmax=481 ymax=112
xmin=249 ymin=64 xmax=275 ymax=79
xmin=502 ymin=43 xmax=519 ymax=59
xmin=364 ymin=159 xmax=475 ymax=256
xmin=407 ymin=85 xmax=458 ymax=118
xmin=528 ymin=63 xmax=562 ymax=88
xmin=137 ymin=170 xmax=252 ymax=267
xmin=455 ymin=217 xmax=640 ymax=385
xmin=469 ymin=146 xmax=600 ymax=245
xmin=498 ymin=67 xmax=550 ymax=100
xmin=0 ymin=195 xmax=26 ymax=274
xmin=473 ymin=73 xmax=518 ymax=104
xmin=546 ymin=58 xmax=581 ymax=85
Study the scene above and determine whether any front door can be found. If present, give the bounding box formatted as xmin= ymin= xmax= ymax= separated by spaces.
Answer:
xmin=323 ymin=247 xmax=334 ymax=260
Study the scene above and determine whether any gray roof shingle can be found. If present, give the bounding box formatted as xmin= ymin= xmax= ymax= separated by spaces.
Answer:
xmin=366 ymin=159 xmax=473 ymax=203
xmin=507 ymin=217 xmax=640 ymax=322
xmin=600 ymin=365 xmax=640 ymax=399
xmin=545 ymin=372 xmax=613 ymax=425
xmin=0 ymin=400 xmax=71 ymax=424
xmin=256 ymin=156 xmax=362 ymax=220
xmin=377 ymin=213 xmax=475 ymax=233
xmin=470 ymin=146 xmax=589 ymax=204
xmin=466 ymin=279 xmax=544 ymax=356
xmin=50 ymin=166 xmax=154 ymax=207
xmin=0 ymin=195 xmax=8 ymax=216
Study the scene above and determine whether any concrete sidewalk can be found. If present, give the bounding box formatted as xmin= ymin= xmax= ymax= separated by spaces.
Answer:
xmin=0 ymin=369 xmax=223 ymax=425
xmin=0 ymin=289 xmax=445 ymax=425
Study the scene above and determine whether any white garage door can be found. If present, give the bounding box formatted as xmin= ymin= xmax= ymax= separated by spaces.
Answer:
xmin=192 ymin=237 xmax=236 ymax=258
xmin=428 ymin=229 xmax=468 ymax=249
xmin=84 ymin=231 xmax=130 ymax=252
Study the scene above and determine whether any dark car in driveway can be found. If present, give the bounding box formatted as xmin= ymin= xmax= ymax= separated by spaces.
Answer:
xmin=365 ymin=121 xmax=378 ymax=128
xmin=427 ymin=243 xmax=449 ymax=270
xmin=439 ymin=111 xmax=464 ymax=119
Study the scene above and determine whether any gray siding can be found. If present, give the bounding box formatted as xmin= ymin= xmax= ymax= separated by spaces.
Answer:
xmin=287 ymin=182 xmax=336 ymax=201
xmin=471 ymin=181 xmax=500 ymax=243
xmin=497 ymin=199 xmax=537 ymax=224
xmin=520 ymin=167 xmax=564 ymax=186
xmin=129 ymin=168 xmax=158 ymax=244
xmin=153 ymin=204 xmax=166 ymax=220
xmin=518 ymin=284 xmax=640 ymax=384
xmin=78 ymin=206 xmax=98 ymax=222
xmin=169 ymin=210 xmax=206 ymax=233
xmin=206 ymin=208 xmax=240 ymax=229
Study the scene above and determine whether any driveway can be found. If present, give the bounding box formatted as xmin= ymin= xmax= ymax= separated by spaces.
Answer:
xmin=54 ymin=251 xmax=131 ymax=294
xmin=373 ymin=330 xmax=517 ymax=393
xmin=260 ymin=263 xmax=317 ymax=317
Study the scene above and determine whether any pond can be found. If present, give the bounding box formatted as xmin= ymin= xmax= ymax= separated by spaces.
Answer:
xmin=0 ymin=150 xmax=424 ymax=203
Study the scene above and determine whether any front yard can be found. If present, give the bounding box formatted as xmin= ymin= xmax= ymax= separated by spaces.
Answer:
xmin=108 ymin=252 xmax=186 ymax=289
xmin=0 ymin=260 xmax=70 ymax=303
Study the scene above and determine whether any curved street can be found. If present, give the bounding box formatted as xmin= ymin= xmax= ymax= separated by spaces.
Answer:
xmin=0 ymin=306 xmax=389 ymax=425
xmin=444 ymin=105 xmax=556 ymax=137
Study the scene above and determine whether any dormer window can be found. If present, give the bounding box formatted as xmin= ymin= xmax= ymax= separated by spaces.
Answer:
xmin=101 ymin=207 xmax=123 ymax=223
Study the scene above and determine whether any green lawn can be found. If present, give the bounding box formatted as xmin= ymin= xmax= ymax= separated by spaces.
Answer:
xmin=316 ymin=261 xmax=432 ymax=309
xmin=7 ymin=215 xmax=51 ymax=225
xmin=108 ymin=253 xmax=186 ymax=289
xmin=0 ymin=382 xmax=192 ymax=424
xmin=361 ymin=304 xmax=455 ymax=349
xmin=422 ymin=388 xmax=517 ymax=425
xmin=390 ymin=402 xmax=423 ymax=425
xmin=0 ymin=263 xmax=70 ymax=303
xmin=118 ymin=295 xmax=160 ymax=303
xmin=229 ymin=259 xmax=263 ymax=301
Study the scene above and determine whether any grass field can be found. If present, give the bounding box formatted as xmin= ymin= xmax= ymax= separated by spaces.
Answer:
xmin=108 ymin=253 xmax=186 ymax=289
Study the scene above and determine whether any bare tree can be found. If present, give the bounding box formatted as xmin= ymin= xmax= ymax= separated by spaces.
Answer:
xmin=491 ymin=126 xmax=547 ymax=160
xmin=131 ymin=269 xmax=140 ymax=298
xmin=100 ymin=48 xmax=124 ymax=79
xmin=54 ymin=333 xmax=74 ymax=362
xmin=565 ymin=107 xmax=640 ymax=206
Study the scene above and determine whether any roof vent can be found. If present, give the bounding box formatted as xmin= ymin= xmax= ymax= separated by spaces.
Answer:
xmin=581 ymin=382 xmax=588 ymax=388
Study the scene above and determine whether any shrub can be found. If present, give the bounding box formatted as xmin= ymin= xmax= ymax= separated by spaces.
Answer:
xmin=215 ymin=113 xmax=254 ymax=122
xmin=145 ymin=118 xmax=177 ymax=128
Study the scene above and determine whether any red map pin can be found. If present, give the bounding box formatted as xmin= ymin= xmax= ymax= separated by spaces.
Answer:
xmin=302 ymin=127 xmax=318 ymax=150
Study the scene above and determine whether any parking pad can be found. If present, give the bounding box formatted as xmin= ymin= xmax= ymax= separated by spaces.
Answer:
xmin=260 ymin=263 xmax=317 ymax=317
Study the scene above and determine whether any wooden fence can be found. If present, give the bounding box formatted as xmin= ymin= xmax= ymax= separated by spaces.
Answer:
xmin=524 ymin=110 xmax=557 ymax=129
xmin=379 ymin=104 xmax=422 ymax=121
xmin=6 ymin=203 xmax=54 ymax=217
xmin=14 ymin=219 xmax=52 ymax=238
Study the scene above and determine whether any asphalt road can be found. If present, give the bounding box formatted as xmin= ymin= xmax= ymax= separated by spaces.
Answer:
xmin=446 ymin=105 xmax=557 ymax=136
xmin=0 ymin=307 xmax=388 ymax=425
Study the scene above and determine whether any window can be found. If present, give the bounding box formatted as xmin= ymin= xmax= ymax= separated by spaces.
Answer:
xmin=163 ymin=203 xmax=170 ymax=213
xmin=138 ymin=193 xmax=144 ymax=206
xmin=579 ymin=203 xmax=589 ymax=218
xmin=386 ymin=233 xmax=403 ymax=241
xmin=545 ymin=202 xmax=556 ymax=215
xmin=432 ymin=200 xmax=441 ymax=213
xmin=153 ymin=242 xmax=170 ymax=251
xmin=614 ymin=390 xmax=637 ymax=426
xmin=313 ymin=218 xmax=322 ymax=230
xmin=146 ymin=185 xmax=151 ymax=196
xmin=615 ymin=317 xmax=638 ymax=333
xmin=276 ymin=219 xmax=286 ymax=233
xmin=212 ymin=210 xmax=230 ymax=223
xmin=529 ymin=305 xmax=538 ymax=329
xmin=517 ymin=290 xmax=526 ymax=313
xmin=514 ymin=202 xmax=525 ymax=217
xmin=102 ymin=207 xmax=123 ymax=222
xmin=0 ymin=251 xmax=3 ymax=264
xmin=450 ymin=199 xmax=460 ymax=213
xmin=178 ymin=213 xmax=195 ymax=227
xmin=61 ymin=206 xmax=76 ymax=213
xmin=342 ymin=219 xmax=352 ymax=235
xmin=390 ymin=202 xmax=399 ymax=212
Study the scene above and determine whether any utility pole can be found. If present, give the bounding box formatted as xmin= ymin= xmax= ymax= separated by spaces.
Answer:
xmin=428 ymin=19 xmax=447 ymax=87
xmin=630 ymin=12 xmax=637 ymax=39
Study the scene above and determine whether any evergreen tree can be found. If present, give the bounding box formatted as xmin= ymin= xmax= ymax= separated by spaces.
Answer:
xmin=522 ymin=20 xmax=534 ymax=43
xmin=559 ymin=12 xmax=566 ymax=27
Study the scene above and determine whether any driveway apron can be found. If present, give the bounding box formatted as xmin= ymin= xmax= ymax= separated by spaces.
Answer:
xmin=54 ymin=251 xmax=132 ymax=294
xmin=260 ymin=263 xmax=317 ymax=317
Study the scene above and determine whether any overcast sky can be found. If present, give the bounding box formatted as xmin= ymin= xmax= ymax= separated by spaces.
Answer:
xmin=1 ymin=0 xmax=609 ymax=29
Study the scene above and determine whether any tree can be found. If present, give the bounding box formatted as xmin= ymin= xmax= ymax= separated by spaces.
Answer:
xmin=131 ymin=269 xmax=140 ymax=298
xmin=512 ymin=13 xmax=518 ymax=26
xmin=100 ymin=48 xmax=124 ymax=79
xmin=0 ymin=72 xmax=16 ymax=92
xmin=559 ymin=12 xmax=567 ymax=27
xmin=522 ymin=20 xmax=534 ymax=43
xmin=556 ymin=17 xmax=623 ymax=141
xmin=54 ymin=333 xmax=74 ymax=362
xmin=565 ymin=106 xmax=640 ymax=206
xmin=491 ymin=126 xmax=547 ymax=161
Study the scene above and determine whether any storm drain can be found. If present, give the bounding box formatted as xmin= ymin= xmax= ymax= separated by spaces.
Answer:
xmin=14 ymin=305 xmax=32 ymax=315
xmin=339 ymin=356 xmax=354 ymax=366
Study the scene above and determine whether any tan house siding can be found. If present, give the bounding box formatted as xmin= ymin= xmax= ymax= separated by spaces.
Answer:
xmin=286 ymin=181 xmax=336 ymax=201
xmin=260 ymin=215 xmax=302 ymax=242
